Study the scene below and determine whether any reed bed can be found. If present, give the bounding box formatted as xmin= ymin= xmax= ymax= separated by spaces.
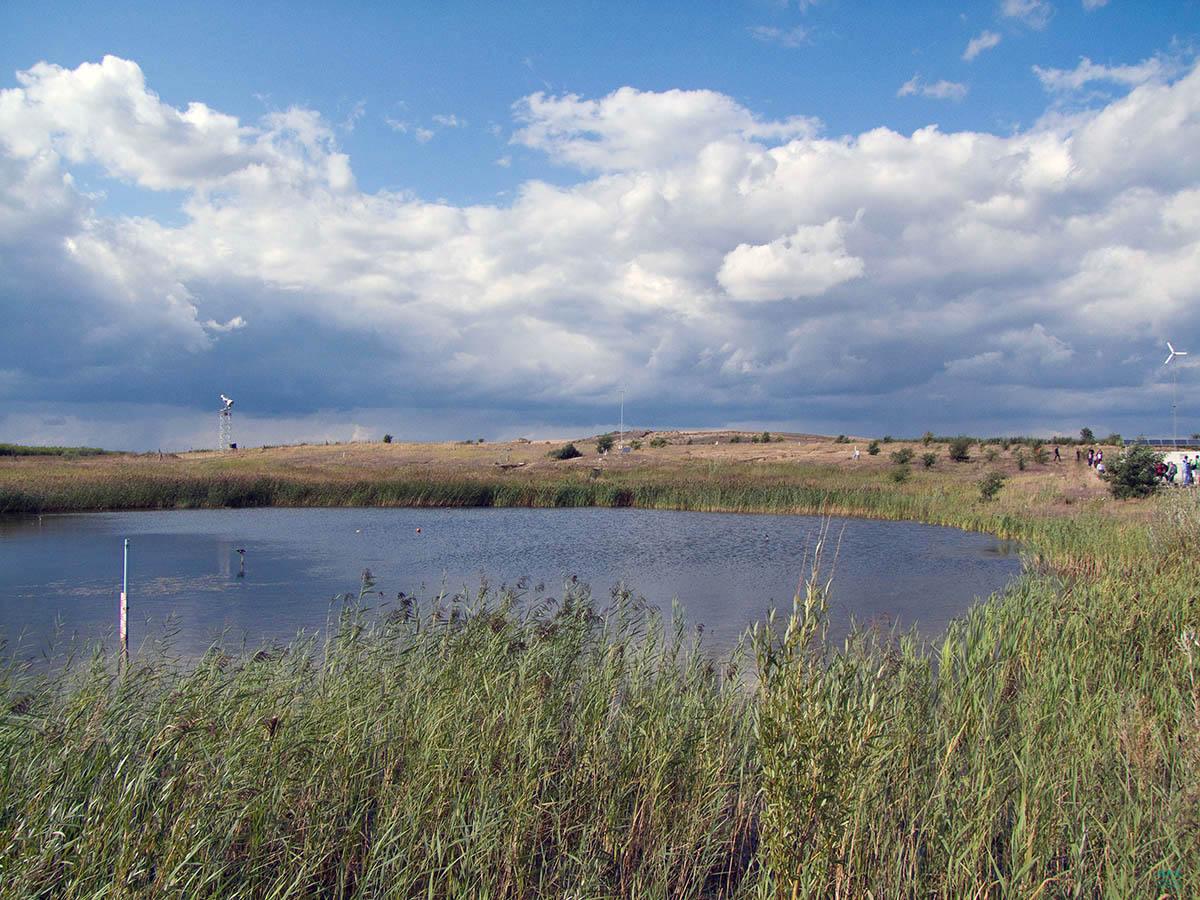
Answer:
xmin=757 ymin=493 xmax=1200 ymax=898
xmin=0 ymin=583 xmax=758 ymax=899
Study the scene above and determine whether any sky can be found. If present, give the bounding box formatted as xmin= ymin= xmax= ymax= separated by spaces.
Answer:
xmin=1 ymin=1 xmax=1198 ymax=451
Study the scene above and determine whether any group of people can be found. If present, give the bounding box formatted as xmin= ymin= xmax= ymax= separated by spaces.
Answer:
xmin=1078 ymin=446 xmax=1105 ymax=473
xmin=1155 ymin=455 xmax=1196 ymax=486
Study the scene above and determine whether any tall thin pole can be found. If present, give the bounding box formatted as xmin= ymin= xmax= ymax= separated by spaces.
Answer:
xmin=1172 ymin=364 xmax=1179 ymax=448
xmin=120 ymin=539 xmax=129 ymax=668
xmin=619 ymin=389 xmax=624 ymax=448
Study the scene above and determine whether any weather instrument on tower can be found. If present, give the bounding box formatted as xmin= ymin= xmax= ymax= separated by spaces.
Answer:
xmin=219 ymin=394 xmax=235 ymax=450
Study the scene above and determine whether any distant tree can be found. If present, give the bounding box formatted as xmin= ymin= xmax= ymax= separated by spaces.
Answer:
xmin=760 ymin=431 xmax=772 ymax=444
xmin=921 ymin=430 xmax=935 ymax=446
xmin=547 ymin=443 xmax=582 ymax=460
xmin=1080 ymin=427 xmax=1095 ymax=443
xmin=1104 ymin=433 xmax=1123 ymax=446
xmin=1101 ymin=445 xmax=1161 ymax=499
xmin=382 ymin=434 xmax=393 ymax=443
xmin=948 ymin=436 xmax=972 ymax=462
xmin=595 ymin=433 xmax=615 ymax=454
xmin=978 ymin=471 xmax=1005 ymax=502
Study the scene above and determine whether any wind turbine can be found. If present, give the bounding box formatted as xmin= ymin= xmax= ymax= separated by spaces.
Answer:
xmin=1164 ymin=342 xmax=1188 ymax=447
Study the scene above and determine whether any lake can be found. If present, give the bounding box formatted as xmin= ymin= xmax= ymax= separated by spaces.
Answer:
xmin=0 ymin=507 xmax=1022 ymax=659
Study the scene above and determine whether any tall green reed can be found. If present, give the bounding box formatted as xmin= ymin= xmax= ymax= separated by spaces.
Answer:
xmin=0 ymin=581 xmax=760 ymax=899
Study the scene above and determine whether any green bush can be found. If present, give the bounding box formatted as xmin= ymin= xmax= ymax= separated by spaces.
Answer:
xmin=1032 ymin=445 xmax=1049 ymax=465
xmin=547 ymin=443 xmax=583 ymax=460
xmin=921 ymin=431 xmax=935 ymax=446
xmin=1080 ymin=427 xmax=1095 ymax=443
xmin=630 ymin=440 xmax=642 ymax=450
xmin=835 ymin=435 xmax=850 ymax=444
xmin=984 ymin=447 xmax=999 ymax=463
xmin=730 ymin=435 xmax=742 ymax=444
xmin=382 ymin=434 xmax=393 ymax=443
xmin=1015 ymin=450 xmax=1027 ymax=471
xmin=1101 ymin=444 xmax=1161 ymax=498
xmin=890 ymin=448 xmax=914 ymax=465
xmin=978 ymin=471 xmax=1005 ymax=501
xmin=867 ymin=440 xmax=881 ymax=456
xmin=948 ymin=436 xmax=972 ymax=462
xmin=649 ymin=437 xmax=668 ymax=448
xmin=882 ymin=435 xmax=893 ymax=443
xmin=921 ymin=452 xmax=937 ymax=469
xmin=595 ymin=434 xmax=615 ymax=454
xmin=889 ymin=466 xmax=911 ymax=484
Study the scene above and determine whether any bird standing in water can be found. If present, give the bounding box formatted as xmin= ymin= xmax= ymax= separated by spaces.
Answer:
xmin=236 ymin=548 xmax=246 ymax=578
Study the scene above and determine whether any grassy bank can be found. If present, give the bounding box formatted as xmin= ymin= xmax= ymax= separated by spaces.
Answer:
xmin=1 ymin=440 xmax=1195 ymax=897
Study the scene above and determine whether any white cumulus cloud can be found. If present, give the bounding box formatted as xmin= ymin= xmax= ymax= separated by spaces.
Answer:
xmin=963 ymin=31 xmax=1002 ymax=62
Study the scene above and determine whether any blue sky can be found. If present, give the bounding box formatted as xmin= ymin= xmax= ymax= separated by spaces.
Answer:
xmin=1 ymin=0 xmax=1198 ymax=449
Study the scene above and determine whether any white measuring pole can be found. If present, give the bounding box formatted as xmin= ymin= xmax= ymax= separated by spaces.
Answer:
xmin=120 ymin=539 xmax=129 ymax=666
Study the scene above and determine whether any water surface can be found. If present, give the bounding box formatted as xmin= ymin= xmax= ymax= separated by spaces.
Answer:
xmin=0 ymin=507 xmax=1022 ymax=658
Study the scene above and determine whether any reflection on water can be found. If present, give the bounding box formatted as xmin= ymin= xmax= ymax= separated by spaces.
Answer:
xmin=0 ymin=507 xmax=1023 ymax=658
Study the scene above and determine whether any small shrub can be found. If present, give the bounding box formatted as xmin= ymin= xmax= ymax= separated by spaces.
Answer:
xmin=1032 ymin=445 xmax=1049 ymax=465
xmin=921 ymin=430 xmax=935 ymax=446
xmin=686 ymin=438 xmax=693 ymax=445
xmin=890 ymin=447 xmax=914 ymax=465
xmin=382 ymin=434 xmax=393 ymax=443
xmin=890 ymin=466 xmax=911 ymax=484
xmin=867 ymin=440 xmax=881 ymax=456
xmin=984 ymin=447 xmax=999 ymax=463
xmin=595 ymin=434 xmax=615 ymax=454
xmin=760 ymin=431 xmax=772 ymax=444
xmin=882 ymin=435 xmax=894 ymax=443
xmin=649 ymin=437 xmax=668 ymax=448
xmin=730 ymin=435 xmax=742 ymax=444
xmin=979 ymin=471 xmax=1005 ymax=501
xmin=548 ymin=443 xmax=582 ymax=460
xmin=630 ymin=440 xmax=642 ymax=450
xmin=1104 ymin=433 xmax=1122 ymax=446
xmin=1015 ymin=450 xmax=1027 ymax=471
xmin=1101 ymin=444 xmax=1161 ymax=498
xmin=921 ymin=452 xmax=937 ymax=469
xmin=834 ymin=435 xmax=850 ymax=444
xmin=948 ymin=436 xmax=972 ymax=462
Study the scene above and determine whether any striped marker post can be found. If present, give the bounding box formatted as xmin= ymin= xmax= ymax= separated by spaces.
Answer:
xmin=120 ymin=539 xmax=129 ymax=669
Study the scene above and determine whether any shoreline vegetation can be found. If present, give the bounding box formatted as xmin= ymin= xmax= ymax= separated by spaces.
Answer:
xmin=2 ymin=433 xmax=1197 ymax=897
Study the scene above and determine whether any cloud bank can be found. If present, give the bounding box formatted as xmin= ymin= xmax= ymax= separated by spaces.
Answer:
xmin=2 ymin=55 xmax=1199 ymax=448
